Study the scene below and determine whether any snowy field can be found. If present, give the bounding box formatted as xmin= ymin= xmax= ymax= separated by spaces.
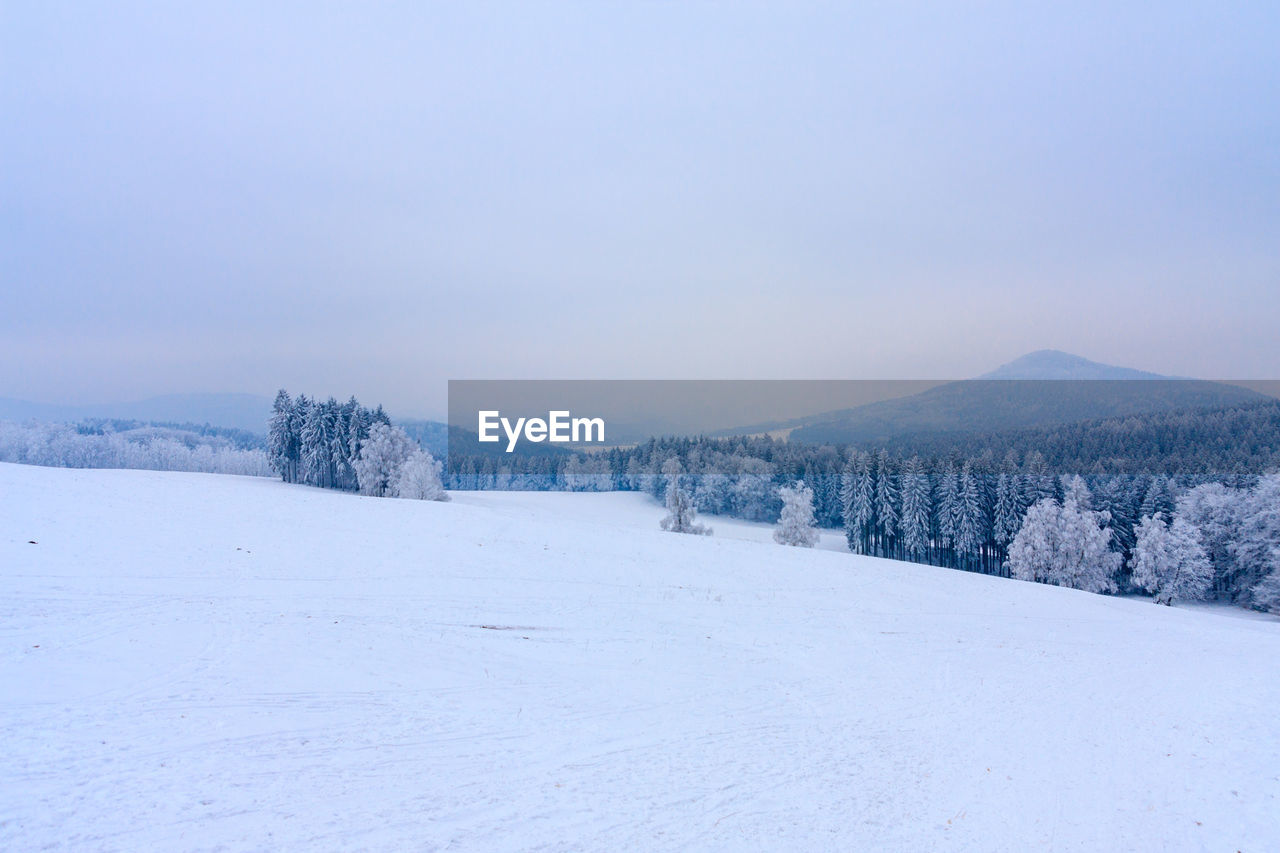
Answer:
xmin=2 ymin=463 xmax=1278 ymax=852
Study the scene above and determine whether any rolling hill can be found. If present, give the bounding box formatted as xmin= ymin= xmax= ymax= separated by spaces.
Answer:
xmin=2 ymin=463 xmax=1278 ymax=850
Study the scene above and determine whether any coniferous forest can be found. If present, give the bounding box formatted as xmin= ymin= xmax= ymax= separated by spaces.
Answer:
xmin=445 ymin=399 xmax=1280 ymax=611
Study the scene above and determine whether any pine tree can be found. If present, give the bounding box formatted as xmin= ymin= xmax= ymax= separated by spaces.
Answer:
xmin=1024 ymin=450 xmax=1055 ymax=504
xmin=849 ymin=452 xmax=876 ymax=555
xmin=1096 ymin=476 xmax=1138 ymax=561
xmin=839 ymin=452 xmax=858 ymax=549
xmin=299 ymin=399 xmax=326 ymax=487
xmin=992 ymin=471 xmax=1022 ymax=551
xmin=954 ymin=461 xmax=984 ymax=571
xmin=874 ymin=450 xmax=899 ymax=558
xmin=1140 ymin=475 xmax=1177 ymax=520
xmin=267 ymin=389 xmax=296 ymax=483
xmin=898 ymin=456 xmax=932 ymax=561
xmin=935 ymin=461 xmax=959 ymax=567
xmin=774 ymin=480 xmax=819 ymax=547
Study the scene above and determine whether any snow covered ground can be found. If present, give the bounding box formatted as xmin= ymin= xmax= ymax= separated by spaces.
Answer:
xmin=2 ymin=463 xmax=1278 ymax=851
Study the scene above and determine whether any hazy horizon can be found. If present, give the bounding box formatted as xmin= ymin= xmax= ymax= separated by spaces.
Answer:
xmin=4 ymin=3 xmax=1278 ymax=416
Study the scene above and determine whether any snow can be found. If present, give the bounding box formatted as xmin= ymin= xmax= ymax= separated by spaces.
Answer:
xmin=2 ymin=462 xmax=1278 ymax=851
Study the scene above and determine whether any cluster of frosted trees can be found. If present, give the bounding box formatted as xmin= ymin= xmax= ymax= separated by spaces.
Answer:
xmin=834 ymin=449 xmax=1280 ymax=607
xmin=267 ymin=390 xmax=446 ymax=501
xmin=836 ymin=449 xmax=1096 ymax=573
xmin=0 ymin=420 xmax=272 ymax=476
xmin=632 ymin=438 xmax=1279 ymax=609
xmin=1002 ymin=473 xmax=1280 ymax=607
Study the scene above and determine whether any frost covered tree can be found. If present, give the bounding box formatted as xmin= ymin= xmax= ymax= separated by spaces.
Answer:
xmin=1176 ymin=482 xmax=1244 ymax=599
xmin=659 ymin=458 xmax=711 ymax=535
xmin=1233 ymin=473 xmax=1280 ymax=608
xmin=1140 ymin=475 xmax=1177 ymax=521
xmin=838 ymin=453 xmax=857 ymax=531
xmin=898 ymin=456 xmax=932 ymax=560
xmin=843 ymin=452 xmax=875 ymax=555
xmin=1128 ymin=513 xmax=1212 ymax=605
xmin=729 ymin=459 xmax=775 ymax=523
xmin=694 ymin=470 xmax=732 ymax=515
xmin=1095 ymin=476 xmax=1139 ymax=560
xmin=874 ymin=450 xmax=899 ymax=558
xmin=1061 ymin=474 xmax=1092 ymax=509
xmin=1006 ymin=494 xmax=1121 ymax=593
xmin=354 ymin=423 xmax=418 ymax=497
xmin=267 ymin=389 xmax=299 ymax=483
xmin=563 ymin=454 xmax=612 ymax=492
xmin=992 ymin=470 xmax=1023 ymax=552
xmin=1253 ymin=569 xmax=1280 ymax=614
xmin=935 ymin=461 xmax=959 ymax=564
xmin=954 ymin=461 xmax=985 ymax=570
xmin=774 ymin=480 xmax=819 ymax=547
xmin=392 ymin=449 xmax=449 ymax=501
xmin=1023 ymin=451 xmax=1056 ymax=504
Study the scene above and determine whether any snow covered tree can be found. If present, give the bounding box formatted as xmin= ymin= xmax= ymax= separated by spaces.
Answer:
xmin=1253 ymin=569 xmax=1280 ymax=614
xmin=267 ymin=389 xmax=299 ymax=483
xmin=1176 ymin=482 xmax=1244 ymax=599
xmin=694 ymin=470 xmax=732 ymax=515
xmin=1023 ymin=451 xmax=1056 ymax=504
xmin=874 ymin=450 xmax=899 ymax=558
xmin=1095 ymin=476 xmax=1139 ymax=560
xmin=392 ymin=449 xmax=449 ymax=501
xmin=1140 ymin=475 xmax=1177 ymax=521
xmin=1129 ymin=513 xmax=1213 ymax=605
xmin=354 ymin=423 xmax=418 ymax=497
xmin=1233 ymin=473 xmax=1280 ymax=608
xmin=1006 ymin=495 xmax=1121 ymax=593
xmin=839 ymin=452 xmax=857 ymax=534
xmin=659 ymin=457 xmax=711 ymax=535
xmin=1061 ymin=474 xmax=1092 ymax=510
xmin=729 ymin=458 xmax=776 ymax=522
xmin=844 ymin=452 xmax=875 ymax=555
xmin=992 ymin=470 xmax=1022 ymax=551
xmin=774 ymin=480 xmax=819 ymax=547
xmin=954 ymin=461 xmax=985 ymax=570
xmin=898 ymin=456 xmax=932 ymax=560
xmin=935 ymin=461 xmax=959 ymax=565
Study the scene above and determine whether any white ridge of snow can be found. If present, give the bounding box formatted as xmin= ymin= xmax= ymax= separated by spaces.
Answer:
xmin=1 ymin=462 xmax=1277 ymax=851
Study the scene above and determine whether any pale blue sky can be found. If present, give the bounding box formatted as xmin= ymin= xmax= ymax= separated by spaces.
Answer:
xmin=2 ymin=1 xmax=1277 ymax=416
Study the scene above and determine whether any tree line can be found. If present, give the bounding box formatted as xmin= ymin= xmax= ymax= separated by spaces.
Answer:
xmin=0 ymin=419 xmax=273 ymax=476
xmin=267 ymin=390 xmax=446 ymax=500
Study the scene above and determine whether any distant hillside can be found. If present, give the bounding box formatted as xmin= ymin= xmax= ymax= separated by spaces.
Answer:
xmin=395 ymin=418 xmax=449 ymax=458
xmin=774 ymin=351 xmax=1262 ymax=446
xmin=871 ymin=398 xmax=1280 ymax=476
xmin=788 ymin=378 xmax=1267 ymax=446
xmin=0 ymin=393 xmax=274 ymax=434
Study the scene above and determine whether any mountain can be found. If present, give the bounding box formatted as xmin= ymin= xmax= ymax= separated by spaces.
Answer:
xmin=0 ymin=393 xmax=275 ymax=434
xmin=979 ymin=350 xmax=1167 ymax=380
xmin=785 ymin=352 xmax=1267 ymax=446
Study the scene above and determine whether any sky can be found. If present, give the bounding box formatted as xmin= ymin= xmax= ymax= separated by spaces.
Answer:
xmin=2 ymin=1 xmax=1278 ymax=417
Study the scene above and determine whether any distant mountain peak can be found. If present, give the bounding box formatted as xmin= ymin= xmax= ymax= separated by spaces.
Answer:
xmin=979 ymin=350 xmax=1166 ymax=380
